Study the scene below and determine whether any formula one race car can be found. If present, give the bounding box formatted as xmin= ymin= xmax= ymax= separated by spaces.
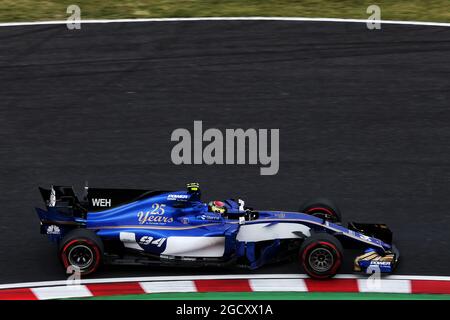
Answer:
xmin=36 ymin=183 xmax=399 ymax=279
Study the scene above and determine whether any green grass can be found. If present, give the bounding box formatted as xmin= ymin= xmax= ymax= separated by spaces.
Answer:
xmin=76 ymin=291 xmax=450 ymax=300
xmin=1 ymin=1 xmax=450 ymax=23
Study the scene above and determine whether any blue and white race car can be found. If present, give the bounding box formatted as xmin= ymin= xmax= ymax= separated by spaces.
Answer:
xmin=36 ymin=183 xmax=399 ymax=279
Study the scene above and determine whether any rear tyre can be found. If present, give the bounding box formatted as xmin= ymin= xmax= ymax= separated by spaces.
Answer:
xmin=299 ymin=233 xmax=343 ymax=279
xmin=300 ymin=198 xmax=342 ymax=223
xmin=59 ymin=229 xmax=103 ymax=275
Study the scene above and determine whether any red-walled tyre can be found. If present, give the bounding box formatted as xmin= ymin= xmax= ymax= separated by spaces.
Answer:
xmin=300 ymin=233 xmax=343 ymax=279
xmin=59 ymin=229 xmax=104 ymax=275
xmin=300 ymin=198 xmax=342 ymax=223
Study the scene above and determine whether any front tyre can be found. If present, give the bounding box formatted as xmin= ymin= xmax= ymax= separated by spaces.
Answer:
xmin=299 ymin=233 xmax=343 ymax=279
xmin=300 ymin=197 xmax=342 ymax=223
xmin=59 ymin=229 xmax=104 ymax=275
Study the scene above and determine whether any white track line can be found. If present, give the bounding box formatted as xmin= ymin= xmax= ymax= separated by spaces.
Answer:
xmin=31 ymin=285 xmax=93 ymax=300
xmin=140 ymin=280 xmax=197 ymax=293
xmin=1 ymin=273 xmax=449 ymax=290
xmin=249 ymin=278 xmax=308 ymax=292
xmin=0 ymin=17 xmax=449 ymax=28
xmin=357 ymin=279 xmax=411 ymax=293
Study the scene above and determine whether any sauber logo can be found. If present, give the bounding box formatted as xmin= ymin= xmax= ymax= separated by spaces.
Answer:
xmin=358 ymin=234 xmax=372 ymax=241
xmin=91 ymin=198 xmax=111 ymax=207
xmin=199 ymin=214 xmax=221 ymax=220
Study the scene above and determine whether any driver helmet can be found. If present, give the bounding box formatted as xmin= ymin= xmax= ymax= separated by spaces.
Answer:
xmin=208 ymin=200 xmax=226 ymax=214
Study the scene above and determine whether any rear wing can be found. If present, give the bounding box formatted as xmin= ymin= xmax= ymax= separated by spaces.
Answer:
xmin=36 ymin=185 xmax=170 ymax=240
xmin=39 ymin=186 xmax=81 ymax=207
xmin=38 ymin=185 xmax=171 ymax=212
xmin=86 ymin=188 xmax=168 ymax=212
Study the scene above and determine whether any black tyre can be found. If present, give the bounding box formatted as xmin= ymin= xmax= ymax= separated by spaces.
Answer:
xmin=59 ymin=229 xmax=104 ymax=275
xmin=299 ymin=233 xmax=343 ymax=279
xmin=300 ymin=197 xmax=342 ymax=223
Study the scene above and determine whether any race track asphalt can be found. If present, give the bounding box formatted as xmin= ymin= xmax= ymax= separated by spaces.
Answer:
xmin=0 ymin=20 xmax=449 ymax=284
